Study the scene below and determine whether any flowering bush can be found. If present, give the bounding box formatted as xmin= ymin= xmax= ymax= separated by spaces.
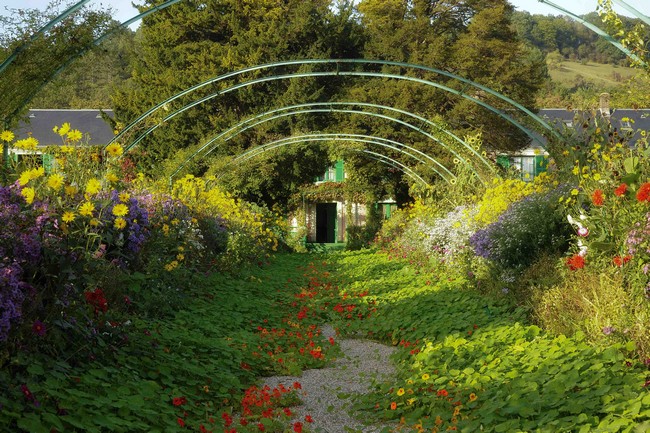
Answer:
xmin=472 ymin=176 xmax=548 ymax=227
xmin=171 ymin=175 xmax=281 ymax=270
xmin=418 ymin=205 xmax=479 ymax=260
xmin=469 ymin=186 xmax=572 ymax=273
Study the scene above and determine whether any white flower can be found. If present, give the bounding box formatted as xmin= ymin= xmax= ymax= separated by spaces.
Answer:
xmin=577 ymin=227 xmax=589 ymax=237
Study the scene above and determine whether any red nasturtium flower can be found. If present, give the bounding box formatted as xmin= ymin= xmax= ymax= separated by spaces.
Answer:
xmin=612 ymin=255 xmax=632 ymax=267
xmin=390 ymin=401 xmax=397 ymax=410
xmin=566 ymin=254 xmax=586 ymax=270
xmin=293 ymin=421 xmax=303 ymax=433
xmin=591 ymin=189 xmax=605 ymax=206
xmin=637 ymin=182 xmax=650 ymax=202
xmin=614 ymin=183 xmax=628 ymax=197
xmin=32 ymin=320 xmax=46 ymax=336
xmin=177 ymin=417 xmax=185 ymax=427
xmin=437 ymin=389 xmax=449 ymax=397
xmin=84 ymin=288 xmax=108 ymax=314
xmin=305 ymin=415 xmax=314 ymax=423
xmin=172 ymin=396 xmax=187 ymax=406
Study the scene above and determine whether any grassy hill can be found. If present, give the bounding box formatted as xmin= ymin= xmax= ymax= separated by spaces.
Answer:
xmin=548 ymin=60 xmax=641 ymax=87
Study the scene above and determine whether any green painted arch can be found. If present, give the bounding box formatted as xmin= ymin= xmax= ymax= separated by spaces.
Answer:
xmin=4 ymin=0 xmax=186 ymax=123
xmin=612 ymin=0 xmax=649 ymax=26
xmin=539 ymin=0 xmax=647 ymax=66
xmin=109 ymin=59 xmax=561 ymax=149
xmin=168 ymin=105 xmax=483 ymax=184
xmin=218 ymin=141 xmax=430 ymax=188
xmin=161 ymin=101 xmax=494 ymax=181
xmin=0 ymin=0 xmax=91 ymax=76
xmin=216 ymin=134 xmax=445 ymax=184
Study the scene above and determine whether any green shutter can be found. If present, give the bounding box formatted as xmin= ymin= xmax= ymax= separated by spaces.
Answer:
xmin=534 ymin=155 xmax=548 ymax=175
xmin=42 ymin=154 xmax=54 ymax=173
xmin=335 ymin=160 xmax=345 ymax=182
xmin=496 ymin=155 xmax=510 ymax=168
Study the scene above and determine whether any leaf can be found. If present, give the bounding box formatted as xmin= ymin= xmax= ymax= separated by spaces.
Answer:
xmin=621 ymin=172 xmax=641 ymax=185
xmin=589 ymin=241 xmax=616 ymax=252
xmin=623 ymin=156 xmax=639 ymax=174
xmin=18 ymin=415 xmax=50 ymax=433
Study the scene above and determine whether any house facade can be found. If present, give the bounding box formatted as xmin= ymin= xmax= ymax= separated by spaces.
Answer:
xmin=300 ymin=160 xmax=396 ymax=244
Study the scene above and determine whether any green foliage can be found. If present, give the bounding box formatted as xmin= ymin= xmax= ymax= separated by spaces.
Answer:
xmin=0 ymin=3 xmax=116 ymax=126
xmin=316 ymin=250 xmax=650 ymax=432
xmin=0 ymin=253 xmax=334 ymax=432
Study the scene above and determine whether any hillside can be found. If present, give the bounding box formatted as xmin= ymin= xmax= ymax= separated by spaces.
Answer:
xmin=548 ymin=59 xmax=641 ymax=87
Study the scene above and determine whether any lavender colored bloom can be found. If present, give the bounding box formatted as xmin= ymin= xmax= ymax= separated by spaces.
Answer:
xmin=602 ymin=326 xmax=615 ymax=335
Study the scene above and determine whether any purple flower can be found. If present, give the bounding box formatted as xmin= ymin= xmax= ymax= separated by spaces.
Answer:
xmin=602 ymin=326 xmax=615 ymax=335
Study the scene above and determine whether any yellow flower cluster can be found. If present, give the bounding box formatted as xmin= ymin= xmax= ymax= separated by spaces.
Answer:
xmin=171 ymin=175 xmax=280 ymax=253
xmin=473 ymin=177 xmax=547 ymax=227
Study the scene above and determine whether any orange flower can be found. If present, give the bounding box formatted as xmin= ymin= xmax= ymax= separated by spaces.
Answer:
xmin=591 ymin=189 xmax=604 ymax=206
xmin=637 ymin=182 xmax=650 ymax=202
xmin=612 ymin=255 xmax=632 ymax=267
xmin=566 ymin=254 xmax=585 ymax=270
xmin=390 ymin=401 xmax=397 ymax=410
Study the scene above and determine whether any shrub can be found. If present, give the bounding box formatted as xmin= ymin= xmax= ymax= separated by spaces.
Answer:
xmin=470 ymin=186 xmax=572 ymax=272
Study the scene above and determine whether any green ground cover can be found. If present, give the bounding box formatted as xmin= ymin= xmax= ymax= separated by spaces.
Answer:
xmin=1 ymin=253 xmax=336 ymax=433
xmin=307 ymin=250 xmax=650 ymax=433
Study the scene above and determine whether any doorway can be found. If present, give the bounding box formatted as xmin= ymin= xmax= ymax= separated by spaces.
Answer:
xmin=316 ymin=203 xmax=337 ymax=243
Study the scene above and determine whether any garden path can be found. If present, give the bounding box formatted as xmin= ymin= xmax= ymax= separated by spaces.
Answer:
xmin=261 ymin=324 xmax=398 ymax=433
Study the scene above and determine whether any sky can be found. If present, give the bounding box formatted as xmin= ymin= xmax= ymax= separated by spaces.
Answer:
xmin=0 ymin=0 xmax=647 ymax=26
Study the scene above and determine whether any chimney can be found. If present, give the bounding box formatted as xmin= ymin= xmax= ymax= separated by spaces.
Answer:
xmin=599 ymin=92 xmax=611 ymax=118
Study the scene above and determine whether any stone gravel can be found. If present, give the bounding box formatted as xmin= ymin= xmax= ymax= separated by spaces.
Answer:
xmin=261 ymin=325 xmax=398 ymax=433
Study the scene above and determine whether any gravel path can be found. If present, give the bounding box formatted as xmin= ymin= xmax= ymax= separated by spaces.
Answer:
xmin=261 ymin=325 xmax=398 ymax=433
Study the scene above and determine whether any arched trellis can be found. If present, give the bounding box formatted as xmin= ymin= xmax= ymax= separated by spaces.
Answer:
xmin=221 ymin=142 xmax=430 ymax=188
xmin=538 ymin=0 xmax=647 ymax=67
xmin=168 ymin=102 xmax=494 ymax=183
xmin=214 ymin=133 xmax=443 ymax=185
xmin=3 ymin=1 xmax=645 ymax=124
xmin=2 ymin=0 xmax=187 ymax=124
xmin=351 ymin=151 xmax=429 ymax=187
xmin=610 ymin=0 xmax=649 ymax=26
xmin=111 ymin=59 xmax=560 ymax=152
xmin=0 ymin=0 xmax=90 ymax=76
xmin=168 ymin=105 xmax=483 ymax=185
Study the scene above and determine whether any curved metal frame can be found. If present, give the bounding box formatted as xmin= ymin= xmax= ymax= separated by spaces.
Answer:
xmin=4 ymin=0 xmax=187 ymax=123
xmin=539 ymin=0 xmax=647 ymax=66
xmin=220 ymin=134 xmax=442 ymax=181
xmin=109 ymin=59 xmax=561 ymax=148
xmin=219 ymin=142 xmax=429 ymax=187
xmin=612 ymin=0 xmax=650 ymax=26
xmin=166 ymin=102 xmax=494 ymax=179
xmin=0 ymin=0 xmax=91 ymax=76
xmin=169 ymin=106 xmax=473 ymax=183
xmin=121 ymin=70 xmax=546 ymax=154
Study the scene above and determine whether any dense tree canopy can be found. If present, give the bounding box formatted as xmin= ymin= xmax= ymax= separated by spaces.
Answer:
xmin=106 ymin=0 xmax=552 ymax=209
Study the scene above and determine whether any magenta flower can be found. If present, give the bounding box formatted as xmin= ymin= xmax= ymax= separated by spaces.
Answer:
xmin=32 ymin=320 xmax=46 ymax=336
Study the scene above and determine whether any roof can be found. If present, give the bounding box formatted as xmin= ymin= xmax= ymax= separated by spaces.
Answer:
xmin=10 ymin=107 xmax=650 ymax=149
xmin=539 ymin=108 xmax=650 ymax=133
xmin=12 ymin=109 xmax=115 ymax=146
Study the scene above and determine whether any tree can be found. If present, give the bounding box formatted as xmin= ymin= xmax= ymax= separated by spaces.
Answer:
xmin=111 ymin=0 xmax=365 ymax=209
xmin=0 ymin=1 xmax=115 ymax=126
xmin=30 ymin=27 xmax=136 ymax=109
